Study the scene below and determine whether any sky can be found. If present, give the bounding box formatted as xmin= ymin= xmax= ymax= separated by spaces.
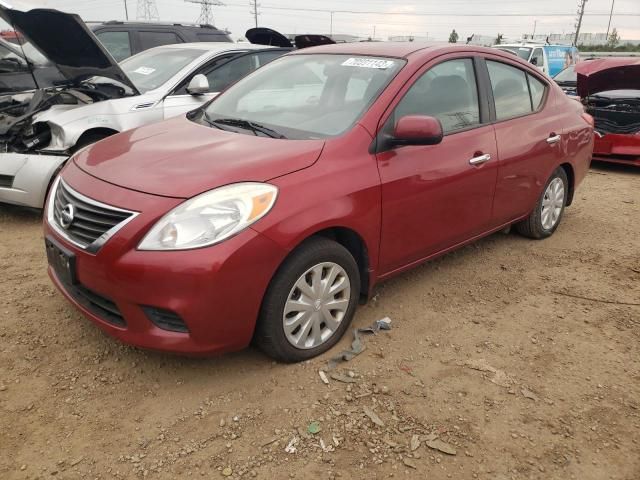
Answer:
xmin=28 ymin=0 xmax=640 ymax=41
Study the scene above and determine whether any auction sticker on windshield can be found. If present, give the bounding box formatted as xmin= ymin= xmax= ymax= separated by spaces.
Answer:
xmin=342 ymin=58 xmax=396 ymax=69
xmin=133 ymin=66 xmax=156 ymax=75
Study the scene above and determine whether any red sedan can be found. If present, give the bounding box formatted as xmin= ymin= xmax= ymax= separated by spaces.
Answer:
xmin=43 ymin=43 xmax=593 ymax=361
xmin=575 ymin=58 xmax=640 ymax=167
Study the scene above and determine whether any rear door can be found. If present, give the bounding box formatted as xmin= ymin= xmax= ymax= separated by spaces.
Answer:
xmin=483 ymin=56 xmax=565 ymax=224
xmin=376 ymin=55 xmax=499 ymax=273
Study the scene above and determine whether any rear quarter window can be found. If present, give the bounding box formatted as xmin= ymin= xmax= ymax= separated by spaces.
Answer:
xmin=138 ymin=31 xmax=182 ymax=50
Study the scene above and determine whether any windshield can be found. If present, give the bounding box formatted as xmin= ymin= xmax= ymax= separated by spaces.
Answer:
xmin=202 ymin=54 xmax=405 ymax=139
xmin=498 ymin=46 xmax=532 ymax=61
xmin=120 ymin=48 xmax=205 ymax=93
xmin=554 ymin=64 xmax=576 ymax=82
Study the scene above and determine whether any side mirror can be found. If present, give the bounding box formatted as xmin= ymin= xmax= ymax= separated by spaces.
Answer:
xmin=392 ymin=115 xmax=443 ymax=147
xmin=530 ymin=57 xmax=538 ymax=66
xmin=186 ymin=74 xmax=209 ymax=95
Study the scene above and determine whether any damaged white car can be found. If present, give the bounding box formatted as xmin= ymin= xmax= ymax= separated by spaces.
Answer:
xmin=0 ymin=4 xmax=288 ymax=208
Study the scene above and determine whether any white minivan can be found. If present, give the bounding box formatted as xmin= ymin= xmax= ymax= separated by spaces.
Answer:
xmin=496 ymin=43 xmax=580 ymax=77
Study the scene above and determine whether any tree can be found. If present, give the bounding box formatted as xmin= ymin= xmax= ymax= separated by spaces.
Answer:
xmin=607 ymin=28 xmax=620 ymax=48
xmin=494 ymin=33 xmax=504 ymax=45
xmin=448 ymin=29 xmax=459 ymax=43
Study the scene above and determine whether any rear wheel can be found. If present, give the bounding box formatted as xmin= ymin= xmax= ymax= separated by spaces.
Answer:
xmin=516 ymin=167 xmax=568 ymax=239
xmin=254 ymin=237 xmax=360 ymax=363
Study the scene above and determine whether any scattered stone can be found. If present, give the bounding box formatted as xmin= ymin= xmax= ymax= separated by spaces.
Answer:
xmin=403 ymin=458 xmax=417 ymax=469
xmin=330 ymin=373 xmax=357 ymax=384
xmin=410 ymin=435 xmax=420 ymax=451
xmin=425 ymin=439 xmax=457 ymax=455
xmin=521 ymin=388 xmax=539 ymax=401
xmin=222 ymin=467 xmax=232 ymax=477
xmin=319 ymin=370 xmax=330 ymax=385
xmin=219 ymin=418 xmax=226 ymax=427
xmin=363 ymin=406 xmax=385 ymax=427
xmin=463 ymin=359 xmax=512 ymax=387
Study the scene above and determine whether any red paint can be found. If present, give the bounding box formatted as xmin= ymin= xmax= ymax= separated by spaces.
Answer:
xmin=44 ymin=44 xmax=593 ymax=356
xmin=575 ymin=57 xmax=640 ymax=97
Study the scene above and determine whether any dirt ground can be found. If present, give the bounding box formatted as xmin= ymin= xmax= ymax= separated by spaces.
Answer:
xmin=0 ymin=163 xmax=638 ymax=480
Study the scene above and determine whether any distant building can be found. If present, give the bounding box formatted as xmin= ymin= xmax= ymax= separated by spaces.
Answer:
xmin=522 ymin=32 xmax=640 ymax=46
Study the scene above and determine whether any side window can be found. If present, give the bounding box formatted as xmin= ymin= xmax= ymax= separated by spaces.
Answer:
xmin=172 ymin=53 xmax=239 ymax=95
xmin=138 ymin=31 xmax=181 ymax=51
xmin=205 ymin=53 xmax=261 ymax=92
xmin=256 ymin=50 xmax=285 ymax=67
xmin=96 ymin=31 xmax=132 ymax=62
xmin=394 ymin=58 xmax=480 ymax=134
xmin=531 ymin=48 xmax=544 ymax=68
xmin=487 ymin=61 xmax=533 ymax=120
xmin=528 ymin=74 xmax=546 ymax=110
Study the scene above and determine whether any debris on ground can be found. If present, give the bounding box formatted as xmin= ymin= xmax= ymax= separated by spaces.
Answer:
xmin=425 ymin=438 xmax=457 ymax=455
xmin=462 ymin=358 xmax=513 ymax=387
xmin=410 ymin=434 xmax=420 ymax=451
xmin=521 ymin=387 xmax=539 ymax=401
xmin=327 ymin=317 xmax=392 ymax=370
xmin=307 ymin=421 xmax=321 ymax=435
xmin=284 ymin=437 xmax=298 ymax=454
xmin=318 ymin=370 xmax=329 ymax=385
xmin=363 ymin=406 xmax=385 ymax=427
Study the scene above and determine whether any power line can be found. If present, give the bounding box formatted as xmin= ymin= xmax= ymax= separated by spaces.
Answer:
xmin=136 ymin=0 xmax=159 ymax=20
xmin=185 ymin=0 xmax=224 ymax=24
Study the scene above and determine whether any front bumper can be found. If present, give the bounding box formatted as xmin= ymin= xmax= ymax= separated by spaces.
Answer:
xmin=0 ymin=152 xmax=68 ymax=208
xmin=593 ymin=133 xmax=640 ymax=167
xmin=44 ymin=164 xmax=288 ymax=356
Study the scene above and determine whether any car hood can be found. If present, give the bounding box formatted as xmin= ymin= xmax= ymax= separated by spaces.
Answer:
xmin=0 ymin=1 xmax=138 ymax=93
xmin=576 ymin=58 xmax=640 ymax=97
xmin=73 ymin=115 xmax=325 ymax=198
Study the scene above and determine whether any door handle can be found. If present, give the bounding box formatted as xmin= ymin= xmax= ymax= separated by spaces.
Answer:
xmin=546 ymin=134 xmax=561 ymax=145
xmin=469 ymin=153 xmax=491 ymax=166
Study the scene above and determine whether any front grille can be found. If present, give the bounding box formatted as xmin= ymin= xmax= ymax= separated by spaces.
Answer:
xmin=0 ymin=174 xmax=13 ymax=188
xmin=67 ymin=283 xmax=126 ymax=327
xmin=52 ymin=180 xmax=135 ymax=250
xmin=143 ymin=306 xmax=189 ymax=333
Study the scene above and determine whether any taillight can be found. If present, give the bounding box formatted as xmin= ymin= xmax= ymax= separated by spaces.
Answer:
xmin=581 ymin=112 xmax=595 ymax=128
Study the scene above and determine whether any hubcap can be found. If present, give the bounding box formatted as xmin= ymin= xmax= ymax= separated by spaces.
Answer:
xmin=283 ymin=262 xmax=351 ymax=350
xmin=541 ymin=177 xmax=565 ymax=230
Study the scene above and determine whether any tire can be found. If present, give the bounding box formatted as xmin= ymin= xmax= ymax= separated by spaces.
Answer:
xmin=254 ymin=237 xmax=360 ymax=363
xmin=515 ymin=167 xmax=569 ymax=239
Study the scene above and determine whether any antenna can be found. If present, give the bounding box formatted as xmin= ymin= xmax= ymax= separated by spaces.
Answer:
xmin=185 ymin=0 xmax=224 ymax=25
xmin=249 ymin=0 xmax=260 ymax=29
xmin=137 ymin=0 xmax=159 ymax=21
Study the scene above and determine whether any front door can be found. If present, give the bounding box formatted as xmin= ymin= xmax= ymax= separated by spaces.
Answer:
xmin=376 ymin=56 xmax=498 ymax=274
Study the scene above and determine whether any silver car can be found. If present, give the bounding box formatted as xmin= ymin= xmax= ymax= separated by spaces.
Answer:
xmin=0 ymin=4 xmax=287 ymax=208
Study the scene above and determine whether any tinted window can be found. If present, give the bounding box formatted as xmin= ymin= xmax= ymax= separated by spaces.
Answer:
xmin=207 ymin=53 xmax=257 ymax=92
xmin=196 ymin=33 xmax=230 ymax=42
xmin=528 ymin=74 xmax=546 ymax=109
xmin=138 ymin=31 xmax=181 ymax=50
xmin=120 ymin=47 xmax=205 ymax=93
xmin=487 ymin=61 xmax=532 ymax=120
xmin=96 ymin=31 xmax=131 ymax=62
xmin=395 ymin=58 xmax=480 ymax=134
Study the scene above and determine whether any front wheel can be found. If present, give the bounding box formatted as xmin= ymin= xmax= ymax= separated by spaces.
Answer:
xmin=254 ymin=237 xmax=360 ymax=363
xmin=516 ymin=167 xmax=568 ymax=239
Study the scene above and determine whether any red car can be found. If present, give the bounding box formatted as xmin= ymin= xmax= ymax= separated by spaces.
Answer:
xmin=43 ymin=43 xmax=593 ymax=361
xmin=575 ymin=58 xmax=640 ymax=167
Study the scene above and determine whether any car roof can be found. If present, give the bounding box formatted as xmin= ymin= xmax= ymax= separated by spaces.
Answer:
xmin=149 ymin=42 xmax=275 ymax=52
xmin=291 ymin=42 xmax=518 ymax=61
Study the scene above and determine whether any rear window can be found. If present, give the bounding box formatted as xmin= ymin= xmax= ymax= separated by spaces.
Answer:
xmin=138 ymin=31 xmax=182 ymax=50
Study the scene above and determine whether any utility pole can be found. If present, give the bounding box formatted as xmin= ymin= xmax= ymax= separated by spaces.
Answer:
xmin=124 ymin=0 xmax=129 ymax=20
xmin=185 ymin=0 xmax=224 ymax=25
xmin=329 ymin=11 xmax=334 ymax=37
xmin=606 ymin=0 xmax=615 ymax=39
xmin=532 ymin=19 xmax=537 ymax=38
xmin=249 ymin=0 xmax=259 ymax=28
xmin=137 ymin=0 xmax=159 ymax=21
xmin=573 ymin=0 xmax=587 ymax=46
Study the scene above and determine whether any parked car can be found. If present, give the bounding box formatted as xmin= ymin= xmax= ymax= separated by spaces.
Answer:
xmin=575 ymin=58 xmax=640 ymax=167
xmin=0 ymin=37 xmax=65 ymax=93
xmin=496 ymin=43 xmax=579 ymax=77
xmin=0 ymin=5 xmax=289 ymax=209
xmin=44 ymin=42 xmax=593 ymax=361
xmin=89 ymin=21 xmax=232 ymax=62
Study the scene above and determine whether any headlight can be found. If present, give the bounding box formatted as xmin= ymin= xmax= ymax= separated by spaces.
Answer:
xmin=138 ymin=182 xmax=277 ymax=251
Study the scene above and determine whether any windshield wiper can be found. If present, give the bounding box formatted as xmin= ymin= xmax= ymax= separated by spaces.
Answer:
xmin=210 ymin=117 xmax=287 ymax=139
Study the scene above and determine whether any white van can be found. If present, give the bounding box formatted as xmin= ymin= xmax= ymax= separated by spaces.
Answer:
xmin=495 ymin=43 xmax=580 ymax=77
